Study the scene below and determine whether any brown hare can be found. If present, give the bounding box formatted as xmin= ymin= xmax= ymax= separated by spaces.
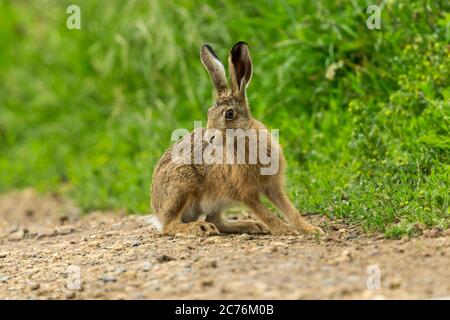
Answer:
xmin=150 ymin=41 xmax=323 ymax=236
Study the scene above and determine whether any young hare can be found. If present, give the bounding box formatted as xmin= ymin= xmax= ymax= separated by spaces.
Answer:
xmin=150 ymin=41 xmax=323 ymax=236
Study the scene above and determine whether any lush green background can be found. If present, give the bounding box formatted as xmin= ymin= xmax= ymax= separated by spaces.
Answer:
xmin=0 ymin=0 xmax=448 ymax=237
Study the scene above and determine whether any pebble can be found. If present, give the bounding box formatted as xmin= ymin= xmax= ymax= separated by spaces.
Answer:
xmin=55 ymin=226 xmax=75 ymax=236
xmin=36 ymin=233 xmax=48 ymax=239
xmin=202 ymin=236 xmax=221 ymax=244
xmin=201 ymin=279 xmax=214 ymax=287
xmin=51 ymin=253 xmax=62 ymax=262
xmin=239 ymin=234 xmax=254 ymax=240
xmin=101 ymin=274 xmax=117 ymax=283
xmin=7 ymin=225 xmax=19 ymax=234
xmin=111 ymin=223 xmax=123 ymax=230
xmin=29 ymin=283 xmax=40 ymax=291
xmin=0 ymin=252 xmax=9 ymax=258
xmin=131 ymin=240 xmax=142 ymax=247
xmin=88 ymin=241 xmax=101 ymax=248
xmin=261 ymin=246 xmax=278 ymax=253
xmin=0 ymin=275 xmax=9 ymax=283
xmin=115 ymin=266 xmax=127 ymax=274
xmin=329 ymin=250 xmax=352 ymax=264
xmin=389 ymin=277 xmax=402 ymax=289
xmin=142 ymin=262 xmax=153 ymax=271
xmin=156 ymin=255 xmax=176 ymax=263
xmin=8 ymin=229 xmax=27 ymax=241
xmin=111 ymin=244 xmax=125 ymax=251
xmin=270 ymin=241 xmax=287 ymax=246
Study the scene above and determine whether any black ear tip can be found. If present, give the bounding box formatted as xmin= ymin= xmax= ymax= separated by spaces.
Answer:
xmin=231 ymin=41 xmax=249 ymax=54
xmin=233 ymin=41 xmax=248 ymax=46
xmin=201 ymin=44 xmax=219 ymax=59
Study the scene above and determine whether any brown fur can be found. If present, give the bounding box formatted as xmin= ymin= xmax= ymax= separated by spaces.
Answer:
xmin=150 ymin=42 xmax=323 ymax=236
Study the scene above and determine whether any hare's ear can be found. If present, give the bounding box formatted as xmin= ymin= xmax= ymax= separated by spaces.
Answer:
xmin=200 ymin=44 xmax=228 ymax=96
xmin=228 ymin=41 xmax=252 ymax=98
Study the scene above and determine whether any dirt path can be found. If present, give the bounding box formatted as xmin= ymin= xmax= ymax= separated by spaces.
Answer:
xmin=0 ymin=189 xmax=449 ymax=299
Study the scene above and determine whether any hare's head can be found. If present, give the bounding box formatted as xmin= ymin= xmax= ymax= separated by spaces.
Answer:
xmin=200 ymin=42 xmax=253 ymax=131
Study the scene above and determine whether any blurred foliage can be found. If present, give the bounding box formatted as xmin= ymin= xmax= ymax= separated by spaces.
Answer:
xmin=0 ymin=0 xmax=448 ymax=237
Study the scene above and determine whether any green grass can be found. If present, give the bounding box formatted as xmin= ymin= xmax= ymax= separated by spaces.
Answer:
xmin=0 ymin=0 xmax=449 ymax=237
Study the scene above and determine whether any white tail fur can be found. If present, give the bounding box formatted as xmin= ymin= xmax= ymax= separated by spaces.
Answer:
xmin=146 ymin=215 xmax=163 ymax=233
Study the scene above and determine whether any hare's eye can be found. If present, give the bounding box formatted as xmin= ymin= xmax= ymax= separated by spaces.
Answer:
xmin=225 ymin=109 xmax=235 ymax=120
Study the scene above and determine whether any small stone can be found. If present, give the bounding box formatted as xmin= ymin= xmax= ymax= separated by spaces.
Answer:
xmin=201 ymin=278 xmax=214 ymax=287
xmin=0 ymin=275 xmax=9 ymax=283
xmin=0 ymin=252 xmax=9 ymax=258
xmin=330 ymin=249 xmax=352 ymax=264
xmin=111 ymin=223 xmax=122 ymax=230
xmin=142 ymin=262 xmax=153 ymax=271
xmin=345 ymin=234 xmax=359 ymax=240
xmin=29 ymin=283 xmax=40 ymax=290
xmin=131 ymin=240 xmax=142 ymax=247
xmin=389 ymin=277 xmax=402 ymax=289
xmin=115 ymin=266 xmax=126 ymax=274
xmin=8 ymin=230 xmax=26 ymax=241
xmin=56 ymin=226 xmax=75 ymax=235
xmin=261 ymin=246 xmax=278 ymax=253
xmin=51 ymin=253 xmax=62 ymax=262
xmin=88 ymin=241 xmax=101 ymax=248
xmin=338 ymin=228 xmax=347 ymax=233
xmin=111 ymin=244 xmax=124 ymax=251
xmin=239 ymin=234 xmax=254 ymax=240
xmin=101 ymin=274 xmax=117 ymax=283
xmin=36 ymin=233 xmax=48 ymax=239
xmin=7 ymin=225 xmax=19 ymax=234
xmin=65 ymin=291 xmax=76 ymax=299
xmin=202 ymin=236 xmax=221 ymax=244
xmin=270 ymin=241 xmax=287 ymax=246
xmin=210 ymin=260 xmax=218 ymax=268
xmin=341 ymin=249 xmax=352 ymax=259
xmin=156 ymin=255 xmax=175 ymax=263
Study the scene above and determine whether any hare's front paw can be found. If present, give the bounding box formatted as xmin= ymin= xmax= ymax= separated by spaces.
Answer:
xmin=249 ymin=222 xmax=271 ymax=234
xmin=189 ymin=221 xmax=220 ymax=236
xmin=237 ymin=221 xmax=270 ymax=234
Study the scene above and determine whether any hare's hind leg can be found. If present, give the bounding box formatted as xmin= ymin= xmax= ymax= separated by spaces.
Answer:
xmin=264 ymin=187 xmax=323 ymax=235
xmin=244 ymin=198 xmax=298 ymax=235
xmin=158 ymin=195 xmax=219 ymax=236
xmin=205 ymin=211 xmax=270 ymax=234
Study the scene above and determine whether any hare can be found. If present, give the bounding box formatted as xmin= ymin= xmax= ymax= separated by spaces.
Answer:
xmin=150 ymin=41 xmax=323 ymax=236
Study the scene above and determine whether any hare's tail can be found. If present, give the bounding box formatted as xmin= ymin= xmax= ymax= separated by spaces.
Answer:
xmin=146 ymin=215 xmax=163 ymax=233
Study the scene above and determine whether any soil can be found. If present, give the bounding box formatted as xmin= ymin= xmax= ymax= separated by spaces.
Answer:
xmin=0 ymin=189 xmax=449 ymax=300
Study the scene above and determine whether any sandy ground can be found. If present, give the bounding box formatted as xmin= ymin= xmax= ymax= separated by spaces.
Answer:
xmin=0 ymin=189 xmax=449 ymax=300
